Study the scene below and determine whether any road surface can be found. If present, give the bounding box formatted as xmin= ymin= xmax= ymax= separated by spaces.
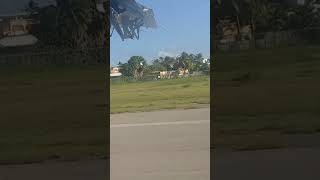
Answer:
xmin=0 ymin=108 xmax=210 ymax=180
xmin=110 ymin=108 xmax=210 ymax=180
xmin=2 ymin=108 xmax=319 ymax=180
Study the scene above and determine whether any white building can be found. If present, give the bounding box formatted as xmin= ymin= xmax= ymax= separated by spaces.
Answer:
xmin=0 ymin=14 xmax=38 ymax=47
xmin=110 ymin=66 xmax=122 ymax=77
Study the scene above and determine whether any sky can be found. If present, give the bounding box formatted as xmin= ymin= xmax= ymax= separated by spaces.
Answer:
xmin=111 ymin=0 xmax=210 ymax=65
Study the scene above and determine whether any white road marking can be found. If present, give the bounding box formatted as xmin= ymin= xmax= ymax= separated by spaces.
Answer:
xmin=111 ymin=120 xmax=210 ymax=128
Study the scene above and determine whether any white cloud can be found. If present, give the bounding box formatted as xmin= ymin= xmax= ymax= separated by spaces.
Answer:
xmin=157 ymin=50 xmax=178 ymax=57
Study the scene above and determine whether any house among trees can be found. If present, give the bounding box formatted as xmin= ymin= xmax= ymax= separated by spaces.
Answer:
xmin=217 ymin=19 xmax=252 ymax=44
xmin=0 ymin=14 xmax=39 ymax=36
xmin=215 ymin=0 xmax=320 ymax=51
xmin=0 ymin=0 xmax=57 ymax=48
xmin=110 ymin=66 xmax=122 ymax=78
xmin=151 ymin=70 xmax=177 ymax=79
xmin=0 ymin=13 xmax=38 ymax=47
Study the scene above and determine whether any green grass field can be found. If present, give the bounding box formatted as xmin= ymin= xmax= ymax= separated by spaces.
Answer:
xmin=110 ymin=76 xmax=210 ymax=113
xmin=0 ymin=64 xmax=210 ymax=165
xmin=0 ymin=65 xmax=108 ymax=164
xmin=213 ymin=45 xmax=320 ymax=150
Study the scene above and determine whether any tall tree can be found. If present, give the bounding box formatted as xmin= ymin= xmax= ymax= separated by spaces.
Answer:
xmin=149 ymin=59 xmax=167 ymax=71
xmin=126 ymin=56 xmax=147 ymax=79
xmin=27 ymin=0 xmax=107 ymax=49
xmin=55 ymin=0 xmax=100 ymax=48
xmin=163 ymin=56 xmax=177 ymax=71
xmin=174 ymin=52 xmax=194 ymax=75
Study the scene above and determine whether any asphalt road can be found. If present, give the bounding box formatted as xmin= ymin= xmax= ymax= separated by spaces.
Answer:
xmin=2 ymin=108 xmax=320 ymax=180
xmin=0 ymin=108 xmax=210 ymax=180
xmin=110 ymin=108 xmax=211 ymax=180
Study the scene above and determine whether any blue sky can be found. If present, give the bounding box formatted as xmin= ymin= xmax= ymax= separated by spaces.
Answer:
xmin=110 ymin=0 xmax=210 ymax=65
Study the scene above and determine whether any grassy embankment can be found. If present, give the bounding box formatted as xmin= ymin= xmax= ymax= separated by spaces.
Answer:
xmin=110 ymin=76 xmax=210 ymax=113
xmin=213 ymin=45 xmax=320 ymax=150
xmin=0 ymin=65 xmax=108 ymax=165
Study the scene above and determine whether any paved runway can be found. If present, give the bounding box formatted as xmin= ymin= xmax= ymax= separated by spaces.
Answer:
xmin=0 ymin=108 xmax=210 ymax=180
xmin=110 ymin=108 xmax=210 ymax=180
xmin=2 ymin=108 xmax=320 ymax=180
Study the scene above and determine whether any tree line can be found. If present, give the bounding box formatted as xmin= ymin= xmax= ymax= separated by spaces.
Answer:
xmin=116 ymin=52 xmax=210 ymax=79
xmin=214 ymin=0 xmax=320 ymax=40
xmin=25 ymin=0 xmax=108 ymax=50
xmin=19 ymin=0 xmax=109 ymax=64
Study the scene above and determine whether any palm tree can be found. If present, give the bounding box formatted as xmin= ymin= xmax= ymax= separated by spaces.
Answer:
xmin=55 ymin=0 xmax=107 ymax=49
xmin=53 ymin=0 xmax=109 ymax=64
xmin=174 ymin=52 xmax=193 ymax=76
xmin=127 ymin=56 xmax=147 ymax=79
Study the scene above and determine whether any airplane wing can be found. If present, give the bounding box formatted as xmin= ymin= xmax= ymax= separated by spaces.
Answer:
xmin=109 ymin=0 xmax=157 ymax=40
xmin=142 ymin=8 xmax=157 ymax=28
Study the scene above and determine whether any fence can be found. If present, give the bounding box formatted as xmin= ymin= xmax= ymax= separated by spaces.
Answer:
xmin=214 ymin=27 xmax=320 ymax=52
xmin=0 ymin=46 xmax=108 ymax=65
xmin=110 ymin=75 xmax=158 ymax=84
xmin=110 ymin=72 xmax=210 ymax=84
